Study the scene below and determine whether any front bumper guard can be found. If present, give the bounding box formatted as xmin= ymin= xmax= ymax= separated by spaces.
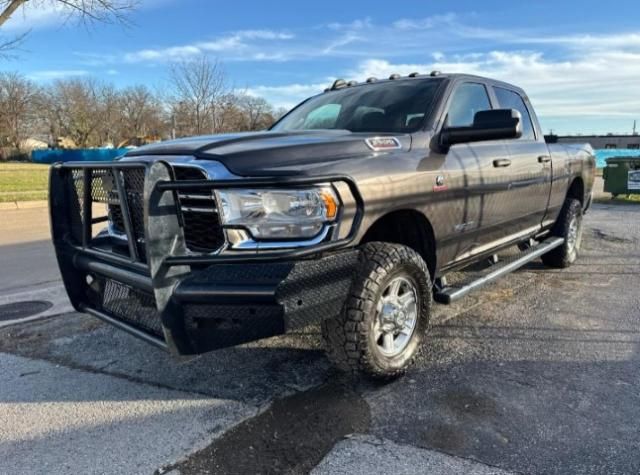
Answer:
xmin=49 ymin=160 xmax=363 ymax=354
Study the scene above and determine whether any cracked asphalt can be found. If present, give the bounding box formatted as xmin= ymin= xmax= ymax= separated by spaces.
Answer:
xmin=0 ymin=195 xmax=638 ymax=474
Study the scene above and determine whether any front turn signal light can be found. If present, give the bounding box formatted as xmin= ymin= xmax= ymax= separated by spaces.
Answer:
xmin=321 ymin=189 xmax=339 ymax=219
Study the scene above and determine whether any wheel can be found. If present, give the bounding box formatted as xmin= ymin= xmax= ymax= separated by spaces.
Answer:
xmin=322 ymin=242 xmax=432 ymax=379
xmin=541 ymin=198 xmax=583 ymax=268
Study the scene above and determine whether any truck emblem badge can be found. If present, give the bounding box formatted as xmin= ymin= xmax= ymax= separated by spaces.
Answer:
xmin=365 ymin=137 xmax=401 ymax=151
xmin=436 ymin=175 xmax=445 ymax=186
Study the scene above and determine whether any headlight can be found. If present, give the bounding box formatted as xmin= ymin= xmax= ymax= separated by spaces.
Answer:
xmin=217 ymin=187 xmax=339 ymax=239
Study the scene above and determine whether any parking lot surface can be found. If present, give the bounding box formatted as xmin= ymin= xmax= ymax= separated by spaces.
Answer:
xmin=0 ymin=200 xmax=638 ymax=474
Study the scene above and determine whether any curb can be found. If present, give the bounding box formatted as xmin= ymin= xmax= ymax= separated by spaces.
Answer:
xmin=0 ymin=200 xmax=48 ymax=210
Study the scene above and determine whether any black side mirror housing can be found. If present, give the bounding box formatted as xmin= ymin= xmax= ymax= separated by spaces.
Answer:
xmin=440 ymin=109 xmax=523 ymax=148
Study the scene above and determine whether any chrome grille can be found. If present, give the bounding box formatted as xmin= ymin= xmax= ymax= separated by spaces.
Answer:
xmin=173 ymin=166 xmax=225 ymax=253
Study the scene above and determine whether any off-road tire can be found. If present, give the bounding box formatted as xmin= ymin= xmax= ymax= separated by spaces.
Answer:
xmin=541 ymin=198 xmax=583 ymax=268
xmin=321 ymin=242 xmax=432 ymax=379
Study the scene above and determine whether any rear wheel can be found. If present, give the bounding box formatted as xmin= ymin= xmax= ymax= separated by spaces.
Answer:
xmin=322 ymin=242 xmax=432 ymax=379
xmin=541 ymin=198 xmax=583 ymax=268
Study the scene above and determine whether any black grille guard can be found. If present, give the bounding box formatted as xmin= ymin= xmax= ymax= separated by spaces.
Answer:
xmin=50 ymin=160 xmax=364 ymax=265
xmin=49 ymin=160 xmax=364 ymax=353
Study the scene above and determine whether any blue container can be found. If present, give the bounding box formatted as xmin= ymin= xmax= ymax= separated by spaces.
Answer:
xmin=31 ymin=148 xmax=130 ymax=164
xmin=594 ymin=149 xmax=640 ymax=169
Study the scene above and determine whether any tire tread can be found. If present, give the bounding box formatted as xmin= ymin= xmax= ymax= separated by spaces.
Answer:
xmin=322 ymin=242 xmax=431 ymax=379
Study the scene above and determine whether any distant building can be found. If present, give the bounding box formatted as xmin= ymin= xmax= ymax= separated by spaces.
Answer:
xmin=555 ymin=134 xmax=640 ymax=150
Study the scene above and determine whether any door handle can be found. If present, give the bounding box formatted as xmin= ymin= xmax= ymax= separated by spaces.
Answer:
xmin=493 ymin=159 xmax=511 ymax=168
xmin=538 ymin=155 xmax=551 ymax=163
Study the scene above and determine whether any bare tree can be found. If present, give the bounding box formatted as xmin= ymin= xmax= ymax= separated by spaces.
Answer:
xmin=238 ymin=94 xmax=275 ymax=131
xmin=0 ymin=0 xmax=138 ymax=56
xmin=168 ymin=56 xmax=228 ymax=136
xmin=43 ymin=77 xmax=104 ymax=147
xmin=0 ymin=63 xmax=281 ymax=156
xmin=210 ymin=92 xmax=242 ymax=133
xmin=0 ymin=71 xmax=39 ymax=151
xmin=97 ymin=82 xmax=120 ymax=146
xmin=118 ymin=84 xmax=164 ymax=141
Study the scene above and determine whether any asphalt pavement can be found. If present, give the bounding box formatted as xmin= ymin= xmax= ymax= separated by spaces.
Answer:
xmin=0 ymin=188 xmax=639 ymax=474
xmin=0 ymin=207 xmax=61 ymax=296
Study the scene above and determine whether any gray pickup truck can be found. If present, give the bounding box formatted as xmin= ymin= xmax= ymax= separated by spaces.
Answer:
xmin=50 ymin=72 xmax=595 ymax=378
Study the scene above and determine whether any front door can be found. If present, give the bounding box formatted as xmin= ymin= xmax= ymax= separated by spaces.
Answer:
xmin=440 ymin=81 xmax=518 ymax=260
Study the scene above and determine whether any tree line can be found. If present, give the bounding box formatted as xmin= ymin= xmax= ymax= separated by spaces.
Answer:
xmin=0 ymin=56 xmax=287 ymax=158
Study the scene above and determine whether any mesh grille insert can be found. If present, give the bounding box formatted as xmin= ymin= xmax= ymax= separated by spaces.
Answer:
xmin=102 ymin=168 xmax=146 ymax=260
xmin=101 ymin=279 xmax=163 ymax=337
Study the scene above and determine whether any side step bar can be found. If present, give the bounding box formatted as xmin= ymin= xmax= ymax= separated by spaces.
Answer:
xmin=434 ymin=237 xmax=564 ymax=304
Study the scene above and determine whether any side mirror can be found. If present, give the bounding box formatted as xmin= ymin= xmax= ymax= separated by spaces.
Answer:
xmin=440 ymin=109 xmax=523 ymax=147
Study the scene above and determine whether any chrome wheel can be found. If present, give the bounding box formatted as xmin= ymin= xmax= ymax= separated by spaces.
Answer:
xmin=567 ymin=214 xmax=583 ymax=254
xmin=374 ymin=276 xmax=418 ymax=357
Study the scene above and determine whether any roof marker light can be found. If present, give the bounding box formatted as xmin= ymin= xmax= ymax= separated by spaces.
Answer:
xmin=330 ymin=79 xmax=348 ymax=90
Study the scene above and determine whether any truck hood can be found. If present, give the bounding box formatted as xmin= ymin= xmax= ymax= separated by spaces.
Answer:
xmin=124 ymin=130 xmax=411 ymax=176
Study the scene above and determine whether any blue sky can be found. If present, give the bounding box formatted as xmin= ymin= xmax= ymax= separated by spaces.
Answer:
xmin=3 ymin=0 xmax=640 ymax=135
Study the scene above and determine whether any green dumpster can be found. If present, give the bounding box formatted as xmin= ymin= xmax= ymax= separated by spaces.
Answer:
xmin=603 ymin=156 xmax=640 ymax=197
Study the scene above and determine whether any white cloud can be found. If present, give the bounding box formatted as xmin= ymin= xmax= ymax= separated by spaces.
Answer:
xmin=519 ymin=32 xmax=640 ymax=49
xmin=327 ymin=18 xmax=373 ymax=31
xmin=123 ymin=29 xmax=294 ymax=63
xmin=322 ymin=33 xmax=362 ymax=55
xmin=392 ymin=13 xmax=457 ymax=30
xmin=345 ymin=50 xmax=640 ymax=120
xmin=27 ymin=69 xmax=89 ymax=80
xmin=234 ymin=20 xmax=640 ymax=133
xmin=235 ymin=30 xmax=294 ymax=40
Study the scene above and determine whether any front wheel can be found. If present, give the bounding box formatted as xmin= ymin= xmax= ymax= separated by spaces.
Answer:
xmin=541 ymin=198 xmax=584 ymax=268
xmin=322 ymin=242 xmax=432 ymax=379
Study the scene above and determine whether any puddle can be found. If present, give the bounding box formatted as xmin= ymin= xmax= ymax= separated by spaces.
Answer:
xmin=592 ymin=229 xmax=633 ymax=244
xmin=0 ymin=301 xmax=53 ymax=322
xmin=165 ymin=380 xmax=371 ymax=475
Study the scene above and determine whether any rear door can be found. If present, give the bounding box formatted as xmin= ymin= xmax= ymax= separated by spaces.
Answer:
xmin=491 ymin=86 xmax=552 ymax=233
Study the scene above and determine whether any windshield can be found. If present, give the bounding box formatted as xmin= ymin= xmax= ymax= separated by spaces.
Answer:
xmin=271 ymin=79 xmax=444 ymax=134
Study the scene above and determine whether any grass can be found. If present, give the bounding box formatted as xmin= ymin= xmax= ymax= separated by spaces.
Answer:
xmin=0 ymin=162 xmax=49 ymax=202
